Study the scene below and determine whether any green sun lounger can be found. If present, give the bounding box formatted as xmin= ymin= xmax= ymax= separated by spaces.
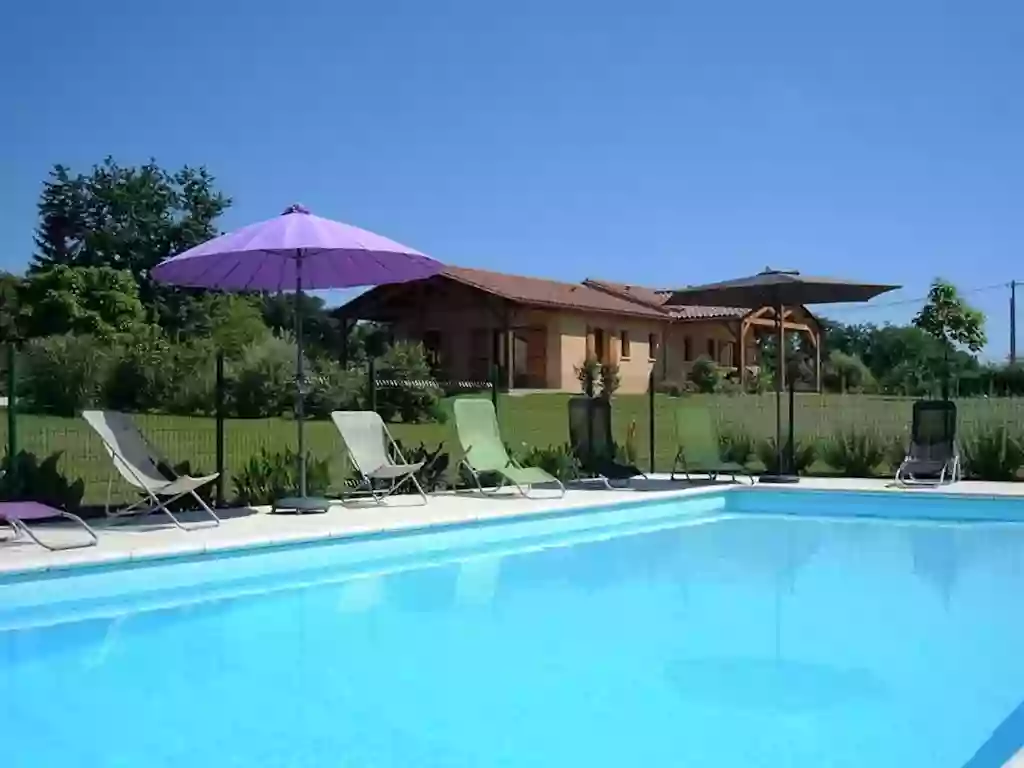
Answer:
xmin=453 ymin=398 xmax=565 ymax=498
xmin=671 ymin=405 xmax=753 ymax=484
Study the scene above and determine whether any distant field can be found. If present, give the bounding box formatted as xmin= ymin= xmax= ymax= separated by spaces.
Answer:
xmin=2 ymin=393 xmax=1023 ymax=504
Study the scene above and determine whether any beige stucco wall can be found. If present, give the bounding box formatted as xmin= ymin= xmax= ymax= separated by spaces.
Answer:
xmin=557 ymin=312 xmax=668 ymax=394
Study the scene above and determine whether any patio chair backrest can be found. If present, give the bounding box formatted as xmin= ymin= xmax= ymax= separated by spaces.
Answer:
xmin=568 ymin=397 xmax=615 ymax=464
xmin=674 ymin=405 xmax=724 ymax=466
xmin=910 ymin=400 xmax=957 ymax=461
xmin=332 ymin=411 xmax=392 ymax=475
xmin=81 ymin=410 xmax=168 ymax=490
xmin=453 ymin=398 xmax=511 ymax=472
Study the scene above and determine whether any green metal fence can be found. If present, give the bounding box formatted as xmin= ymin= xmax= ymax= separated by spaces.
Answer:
xmin=3 ymin=340 xmax=1024 ymax=507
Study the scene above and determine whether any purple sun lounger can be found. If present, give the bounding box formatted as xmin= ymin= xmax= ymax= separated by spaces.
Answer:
xmin=0 ymin=501 xmax=98 ymax=551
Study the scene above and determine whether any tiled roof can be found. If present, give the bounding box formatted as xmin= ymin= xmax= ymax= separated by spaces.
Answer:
xmin=441 ymin=266 xmax=669 ymax=319
xmin=582 ymin=279 xmax=748 ymax=321
xmin=337 ymin=266 xmax=752 ymax=324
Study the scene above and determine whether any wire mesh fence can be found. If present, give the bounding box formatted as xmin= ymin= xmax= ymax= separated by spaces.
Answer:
xmin=3 ymin=337 xmax=1024 ymax=508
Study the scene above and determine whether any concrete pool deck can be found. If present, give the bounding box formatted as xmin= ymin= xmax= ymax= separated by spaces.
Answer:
xmin=4 ymin=476 xmax=1024 ymax=576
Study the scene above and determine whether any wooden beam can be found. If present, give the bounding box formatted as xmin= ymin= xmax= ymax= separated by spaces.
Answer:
xmin=745 ymin=317 xmax=813 ymax=334
xmin=739 ymin=318 xmax=749 ymax=384
xmin=815 ymin=328 xmax=822 ymax=392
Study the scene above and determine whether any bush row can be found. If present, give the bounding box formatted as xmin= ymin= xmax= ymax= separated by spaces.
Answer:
xmin=13 ymin=332 xmax=441 ymax=422
xmin=717 ymin=423 xmax=1024 ymax=481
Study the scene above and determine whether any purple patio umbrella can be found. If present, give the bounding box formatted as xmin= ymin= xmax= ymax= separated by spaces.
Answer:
xmin=151 ymin=204 xmax=443 ymax=510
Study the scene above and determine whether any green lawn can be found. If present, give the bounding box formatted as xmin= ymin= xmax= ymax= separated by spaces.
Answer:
xmin=3 ymin=393 xmax=1023 ymax=504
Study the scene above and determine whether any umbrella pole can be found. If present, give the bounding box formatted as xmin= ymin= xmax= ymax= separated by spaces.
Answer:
xmin=296 ymin=257 xmax=307 ymax=498
xmin=776 ymin=301 xmax=784 ymax=472
xmin=760 ymin=299 xmax=799 ymax=484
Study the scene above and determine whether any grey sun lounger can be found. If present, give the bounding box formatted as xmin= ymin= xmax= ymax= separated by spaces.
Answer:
xmin=895 ymin=400 xmax=961 ymax=486
xmin=331 ymin=410 xmax=428 ymax=504
xmin=81 ymin=410 xmax=221 ymax=530
xmin=0 ymin=501 xmax=98 ymax=551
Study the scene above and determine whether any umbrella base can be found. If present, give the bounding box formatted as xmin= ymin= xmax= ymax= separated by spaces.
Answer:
xmin=758 ymin=473 xmax=801 ymax=485
xmin=273 ymin=496 xmax=334 ymax=514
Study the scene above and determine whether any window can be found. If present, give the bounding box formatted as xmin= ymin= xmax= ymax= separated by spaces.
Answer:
xmin=593 ymin=328 xmax=606 ymax=363
xmin=683 ymin=336 xmax=692 ymax=361
xmin=648 ymin=333 xmax=659 ymax=361
xmin=706 ymin=338 xmax=716 ymax=359
xmin=620 ymin=330 xmax=631 ymax=359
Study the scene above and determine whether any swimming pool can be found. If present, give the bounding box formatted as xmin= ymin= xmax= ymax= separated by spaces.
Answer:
xmin=2 ymin=488 xmax=1023 ymax=767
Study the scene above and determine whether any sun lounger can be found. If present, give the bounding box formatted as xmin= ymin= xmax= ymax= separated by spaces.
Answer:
xmin=567 ymin=396 xmax=645 ymax=488
xmin=671 ymin=405 xmax=753 ymax=484
xmin=453 ymin=398 xmax=565 ymax=498
xmin=331 ymin=410 xmax=428 ymax=504
xmin=895 ymin=400 xmax=961 ymax=486
xmin=81 ymin=410 xmax=220 ymax=529
xmin=0 ymin=500 xmax=98 ymax=551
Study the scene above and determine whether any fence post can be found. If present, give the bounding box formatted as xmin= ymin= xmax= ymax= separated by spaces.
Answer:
xmin=5 ymin=345 xmax=16 ymax=471
xmin=214 ymin=351 xmax=226 ymax=508
xmin=648 ymin=370 xmax=655 ymax=474
xmin=491 ymin=364 xmax=499 ymax=415
xmin=368 ymin=357 xmax=377 ymax=413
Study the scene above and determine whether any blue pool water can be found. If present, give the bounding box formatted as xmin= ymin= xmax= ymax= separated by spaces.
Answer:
xmin=3 ymin=489 xmax=1024 ymax=767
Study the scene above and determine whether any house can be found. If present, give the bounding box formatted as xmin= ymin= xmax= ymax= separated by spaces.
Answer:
xmin=335 ymin=266 xmax=823 ymax=394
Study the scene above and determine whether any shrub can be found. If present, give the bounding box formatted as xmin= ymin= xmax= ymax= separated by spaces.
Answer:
xmin=164 ymin=340 xmax=218 ymax=416
xmin=304 ymin=358 xmax=363 ymax=418
xmin=655 ymin=378 xmax=694 ymax=397
xmin=19 ymin=334 xmax=110 ymax=416
xmin=599 ymin=361 xmax=621 ymax=399
xmin=689 ymin=356 xmax=723 ymax=393
xmin=374 ymin=341 xmax=440 ymax=423
xmin=720 ymin=429 xmax=754 ymax=466
xmin=961 ymin=425 xmax=1024 ymax=481
xmin=228 ymin=335 xmax=298 ymax=418
xmin=822 ymin=351 xmax=876 ymax=394
xmin=0 ymin=450 xmax=85 ymax=512
xmin=821 ymin=430 xmax=887 ymax=477
xmin=516 ymin=443 xmax=580 ymax=482
xmin=574 ymin=354 xmax=600 ymax=397
xmin=231 ymin=447 xmax=331 ymax=506
xmin=744 ymin=370 xmax=772 ymax=394
xmin=757 ymin=437 xmax=817 ymax=475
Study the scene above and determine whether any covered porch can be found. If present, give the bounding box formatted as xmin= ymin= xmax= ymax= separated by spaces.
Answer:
xmin=334 ymin=275 xmax=556 ymax=390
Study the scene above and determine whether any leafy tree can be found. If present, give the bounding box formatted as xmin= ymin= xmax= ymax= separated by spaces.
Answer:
xmin=913 ymin=279 xmax=986 ymax=398
xmin=179 ymin=293 xmax=268 ymax=358
xmin=31 ymin=157 xmax=231 ymax=317
xmin=262 ymin=293 xmax=342 ymax=358
xmin=822 ymin=350 xmax=875 ymax=393
xmin=18 ymin=266 xmax=146 ymax=339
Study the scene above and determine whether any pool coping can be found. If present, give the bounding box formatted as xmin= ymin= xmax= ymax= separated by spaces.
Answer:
xmin=4 ymin=477 xmax=1024 ymax=579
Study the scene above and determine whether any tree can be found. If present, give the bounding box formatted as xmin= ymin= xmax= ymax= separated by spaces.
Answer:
xmin=913 ymin=279 xmax=986 ymax=398
xmin=18 ymin=266 xmax=146 ymax=339
xmin=179 ymin=293 xmax=269 ymax=358
xmin=0 ymin=272 xmax=23 ymax=343
xmin=261 ymin=293 xmax=343 ymax=358
xmin=31 ymin=157 xmax=231 ymax=315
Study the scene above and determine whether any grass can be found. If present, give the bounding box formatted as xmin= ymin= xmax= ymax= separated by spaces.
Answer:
xmin=3 ymin=392 xmax=1023 ymax=504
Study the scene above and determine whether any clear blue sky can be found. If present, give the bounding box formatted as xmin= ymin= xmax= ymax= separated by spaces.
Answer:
xmin=1 ymin=0 xmax=1021 ymax=357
